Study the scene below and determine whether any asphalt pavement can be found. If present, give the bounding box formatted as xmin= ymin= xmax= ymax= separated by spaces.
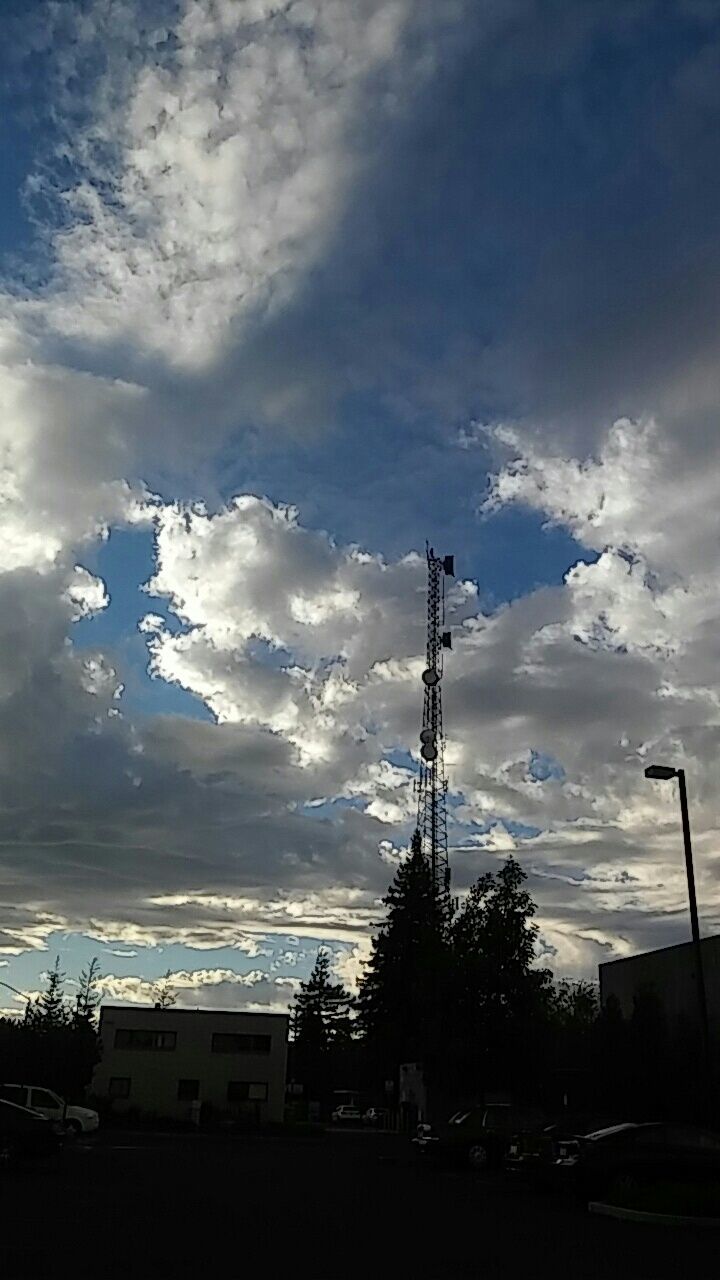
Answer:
xmin=0 ymin=1129 xmax=716 ymax=1278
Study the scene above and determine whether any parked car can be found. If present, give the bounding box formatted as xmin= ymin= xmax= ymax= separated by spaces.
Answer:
xmin=415 ymin=1102 xmax=546 ymax=1170
xmin=363 ymin=1107 xmax=389 ymax=1127
xmin=331 ymin=1104 xmax=362 ymax=1125
xmin=506 ymin=1113 xmax=618 ymax=1179
xmin=551 ymin=1122 xmax=720 ymax=1199
xmin=0 ymin=1084 xmax=99 ymax=1135
xmin=0 ymin=1098 xmax=63 ymax=1170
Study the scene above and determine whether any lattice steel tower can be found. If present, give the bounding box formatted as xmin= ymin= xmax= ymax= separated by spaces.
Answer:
xmin=416 ymin=545 xmax=454 ymax=894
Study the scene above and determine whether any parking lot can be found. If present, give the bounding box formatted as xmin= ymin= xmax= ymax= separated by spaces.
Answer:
xmin=1 ymin=1129 xmax=716 ymax=1278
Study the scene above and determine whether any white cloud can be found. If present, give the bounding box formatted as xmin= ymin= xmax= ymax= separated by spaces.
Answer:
xmin=124 ymin=431 xmax=720 ymax=978
xmin=0 ymin=3 xmax=719 ymax=988
xmin=19 ymin=0 xmax=446 ymax=369
xmin=96 ymin=965 xmax=299 ymax=1013
xmin=332 ymin=939 xmax=372 ymax=992
xmin=65 ymin=566 xmax=110 ymax=621
xmin=1 ymin=434 xmax=719 ymax=982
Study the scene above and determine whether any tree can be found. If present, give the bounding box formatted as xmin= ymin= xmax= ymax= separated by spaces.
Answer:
xmin=449 ymin=857 xmax=552 ymax=1097
xmin=291 ymin=949 xmax=355 ymax=1109
xmin=15 ymin=957 xmax=100 ymax=1098
xmin=357 ymin=830 xmax=451 ymax=1083
xmin=551 ymin=979 xmax=599 ymax=1030
xmin=73 ymin=957 xmax=102 ymax=1030
xmin=152 ymin=970 xmax=177 ymax=1009
xmin=544 ymin=980 xmax=600 ymax=1111
xmin=25 ymin=956 xmax=68 ymax=1030
xmin=293 ymin=949 xmax=354 ymax=1053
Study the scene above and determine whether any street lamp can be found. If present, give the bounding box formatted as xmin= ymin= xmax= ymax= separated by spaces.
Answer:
xmin=0 ymin=979 xmax=31 ymax=1006
xmin=644 ymin=764 xmax=711 ymax=1085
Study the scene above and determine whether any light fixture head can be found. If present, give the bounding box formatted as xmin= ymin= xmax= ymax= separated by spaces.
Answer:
xmin=644 ymin=764 xmax=677 ymax=781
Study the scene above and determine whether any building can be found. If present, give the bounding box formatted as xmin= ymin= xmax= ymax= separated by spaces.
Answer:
xmin=599 ymin=934 xmax=720 ymax=1042
xmin=93 ymin=1005 xmax=289 ymax=1123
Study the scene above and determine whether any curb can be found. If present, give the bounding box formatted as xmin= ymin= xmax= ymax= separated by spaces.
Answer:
xmin=588 ymin=1200 xmax=720 ymax=1228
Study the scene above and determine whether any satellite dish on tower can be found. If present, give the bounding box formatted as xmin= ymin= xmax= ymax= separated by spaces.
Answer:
xmin=421 ymin=742 xmax=437 ymax=762
xmin=422 ymin=668 xmax=439 ymax=687
xmin=420 ymin=728 xmax=435 ymax=745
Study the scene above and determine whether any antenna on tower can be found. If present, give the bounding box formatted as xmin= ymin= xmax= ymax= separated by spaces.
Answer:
xmin=417 ymin=544 xmax=454 ymax=895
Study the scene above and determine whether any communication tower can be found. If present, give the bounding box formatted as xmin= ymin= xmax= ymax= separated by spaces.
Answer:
xmin=416 ymin=545 xmax=454 ymax=894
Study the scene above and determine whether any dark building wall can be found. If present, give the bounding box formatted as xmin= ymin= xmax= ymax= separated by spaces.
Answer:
xmin=599 ymin=934 xmax=720 ymax=1040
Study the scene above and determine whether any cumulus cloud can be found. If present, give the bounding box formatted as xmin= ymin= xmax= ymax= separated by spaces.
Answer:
xmin=96 ymin=966 xmax=299 ymax=1013
xmin=127 ymin=450 xmax=720 ymax=977
xmin=1 ymin=426 xmax=720 ymax=981
xmin=1 ymin=1 xmax=720 ymax=991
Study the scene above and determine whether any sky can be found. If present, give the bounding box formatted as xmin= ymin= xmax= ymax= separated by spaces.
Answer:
xmin=2 ymin=0 xmax=720 ymax=1015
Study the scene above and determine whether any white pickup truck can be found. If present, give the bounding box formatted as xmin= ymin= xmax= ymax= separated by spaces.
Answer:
xmin=0 ymin=1084 xmax=99 ymax=1135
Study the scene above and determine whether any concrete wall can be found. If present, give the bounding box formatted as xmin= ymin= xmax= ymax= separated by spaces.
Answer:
xmin=93 ymin=1006 xmax=288 ymax=1123
xmin=599 ymin=934 xmax=720 ymax=1042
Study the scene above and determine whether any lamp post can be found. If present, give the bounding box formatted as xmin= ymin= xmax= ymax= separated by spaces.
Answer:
xmin=644 ymin=764 xmax=711 ymax=1091
xmin=0 ymin=979 xmax=31 ymax=1007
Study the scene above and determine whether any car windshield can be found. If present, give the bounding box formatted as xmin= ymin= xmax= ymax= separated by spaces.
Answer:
xmin=585 ymin=1124 xmax=638 ymax=1141
xmin=0 ymin=1099 xmax=45 ymax=1124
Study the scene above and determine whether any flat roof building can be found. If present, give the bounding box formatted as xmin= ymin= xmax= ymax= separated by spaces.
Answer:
xmin=599 ymin=934 xmax=720 ymax=1044
xmin=93 ymin=1005 xmax=289 ymax=1124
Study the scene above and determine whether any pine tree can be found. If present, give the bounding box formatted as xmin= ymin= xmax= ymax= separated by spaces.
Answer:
xmin=293 ymin=949 xmax=354 ymax=1052
xmin=27 ymin=957 xmax=69 ymax=1030
xmin=291 ymin=949 xmax=354 ymax=1109
xmin=73 ymin=958 xmax=102 ymax=1029
xmin=357 ymin=830 xmax=451 ymax=1078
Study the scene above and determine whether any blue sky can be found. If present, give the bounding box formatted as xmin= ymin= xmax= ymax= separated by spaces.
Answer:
xmin=1 ymin=0 xmax=720 ymax=1011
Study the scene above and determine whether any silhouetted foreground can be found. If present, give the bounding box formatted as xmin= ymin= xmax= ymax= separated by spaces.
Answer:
xmin=1 ymin=1129 xmax=715 ymax=1278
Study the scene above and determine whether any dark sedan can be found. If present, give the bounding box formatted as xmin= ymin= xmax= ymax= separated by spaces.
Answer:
xmin=415 ymin=1102 xmax=546 ymax=1170
xmin=506 ymin=1113 xmax=618 ymax=1179
xmin=0 ymin=1097 xmax=63 ymax=1170
xmin=552 ymin=1122 xmax=720 ymax=1199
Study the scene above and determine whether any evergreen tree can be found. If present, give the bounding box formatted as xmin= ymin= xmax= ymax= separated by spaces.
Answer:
xmin=291 ymin=949 xmax=354 ymax=1109
xmin=73 ymin=957 xmax=102 ymax=1029
xmin=357 ymin=830 xmax=451 ymax=1080
xmin=26 ymin=956 xmax=68 ymax=1030
xmin=293 ymin=949 xmax=354 ymax=1052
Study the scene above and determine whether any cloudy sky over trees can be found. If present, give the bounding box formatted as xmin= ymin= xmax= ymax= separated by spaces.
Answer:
xmin=1 ymin=0 xmax=720 ymax=1011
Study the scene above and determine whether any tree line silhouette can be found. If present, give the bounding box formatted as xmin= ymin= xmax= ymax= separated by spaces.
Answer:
xmin=0 ymin=851 xmax=710 ymax=1125
xmin=0 ymin=960 xmax=177 ymax=1102
xmin=291 ymin=836 xmax=712 ymax=1124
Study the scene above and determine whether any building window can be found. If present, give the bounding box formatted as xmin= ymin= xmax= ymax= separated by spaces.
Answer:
xmin=109 ymin=1077 xmax=131 ymax=1099
xmin=227 ymin=1081 xmax=268 ymax=1103
xmin=177 ymin=1079 xmax=200 ymax=1102
xmin=114 ymin=1028 xmax=177 ymax=1051
xmin=211 ymin=1032 xmax=271 ymax=1054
